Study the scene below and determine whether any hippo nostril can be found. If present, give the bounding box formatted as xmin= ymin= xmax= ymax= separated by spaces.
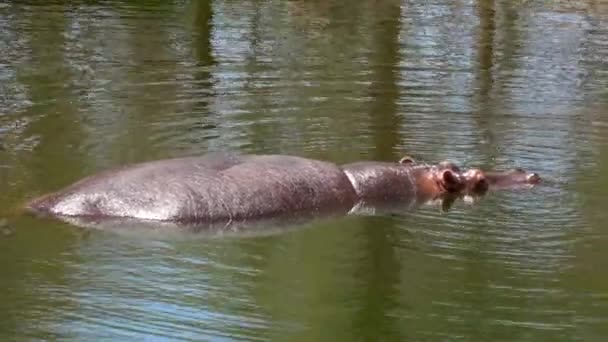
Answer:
xmin=438 ymin=160 xmax=461 ymax=173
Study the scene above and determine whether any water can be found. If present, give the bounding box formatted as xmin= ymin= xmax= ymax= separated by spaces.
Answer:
xmin=1 ymin=0 xmax=608 ymax=340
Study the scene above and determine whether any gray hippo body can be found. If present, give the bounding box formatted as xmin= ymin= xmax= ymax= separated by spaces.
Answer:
xmin=26 ymin=153 xmax=362 ymax=225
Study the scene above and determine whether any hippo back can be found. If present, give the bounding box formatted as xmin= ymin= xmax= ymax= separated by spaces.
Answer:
xmin=26 ymin=153 xmax=358 ymax=224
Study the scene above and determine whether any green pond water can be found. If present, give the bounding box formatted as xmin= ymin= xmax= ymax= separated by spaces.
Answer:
xmin=1 ymin=0 xmax=608 ymax=341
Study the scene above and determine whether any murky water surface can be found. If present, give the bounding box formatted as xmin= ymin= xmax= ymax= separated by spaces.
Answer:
xmin=1 ymin=0 xmax=608 ymax=341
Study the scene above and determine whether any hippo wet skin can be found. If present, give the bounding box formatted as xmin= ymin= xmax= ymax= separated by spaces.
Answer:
xmin=25 ymin=153 xmax=476 ymax=228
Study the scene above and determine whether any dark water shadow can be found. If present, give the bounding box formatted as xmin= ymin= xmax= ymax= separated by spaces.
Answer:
xmin=353 ymin=2 xmax=405 ymax=339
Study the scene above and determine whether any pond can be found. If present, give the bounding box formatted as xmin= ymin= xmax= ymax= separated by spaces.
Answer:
xmin=1 ymin=0 xmax=607 ymax=341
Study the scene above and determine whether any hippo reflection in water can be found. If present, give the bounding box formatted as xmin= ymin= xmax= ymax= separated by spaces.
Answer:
xmin=25 ymin=153 xmax=540 ymax=230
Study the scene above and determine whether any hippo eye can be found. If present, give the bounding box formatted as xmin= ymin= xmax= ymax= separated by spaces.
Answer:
xmin=438 ymin=161 xmax=460 ymax=173
xmin=513 ymin=167 xmax=525 ymax=173
xmin=527 ymin=173 xmax=541 ymax=183
xmin=473 ymin=178 xmax=489 ymax=193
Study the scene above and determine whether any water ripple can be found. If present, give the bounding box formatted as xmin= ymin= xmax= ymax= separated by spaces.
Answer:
xmin=1 ymin=1 xmax=608 ymax=341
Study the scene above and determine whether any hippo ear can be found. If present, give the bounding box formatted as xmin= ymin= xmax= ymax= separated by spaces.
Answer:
xmin=399 ymin=156 xmax=416 ymax=165
xmin=526 ymin=172 xmax=541 ymax=184
xmin=441 ymin=169 xmax=463 ymax=192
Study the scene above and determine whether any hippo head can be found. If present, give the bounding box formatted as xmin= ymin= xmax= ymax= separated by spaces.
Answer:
xmin=401 ymin=158 xmax=491 ymax=211
xmin=411 ymin=161 xmax=474 ymax=212
xmin=396 ymin=155 xmax=541 ymax=211
xmin=416 ymin=162 xmax=467 ymax=197
xmin=399 ymin=157 xmax=474 ymax=196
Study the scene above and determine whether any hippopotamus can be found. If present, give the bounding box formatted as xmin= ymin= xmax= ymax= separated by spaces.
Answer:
xmin=24 ymin=153 xmax=540 ymax=230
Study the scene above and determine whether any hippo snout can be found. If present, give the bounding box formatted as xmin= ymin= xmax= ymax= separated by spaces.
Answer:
xmin=482 ymin=167 xmax=542 ymax=190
